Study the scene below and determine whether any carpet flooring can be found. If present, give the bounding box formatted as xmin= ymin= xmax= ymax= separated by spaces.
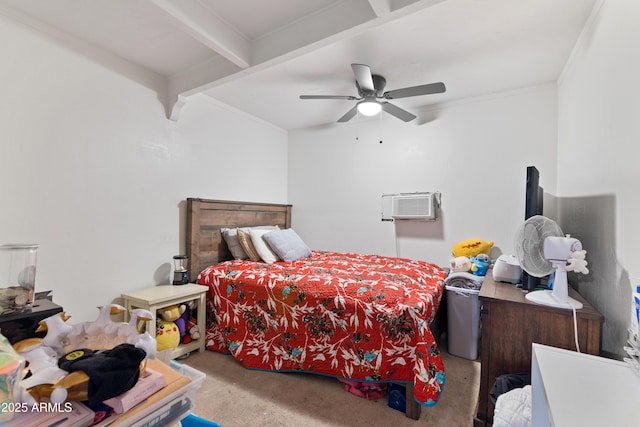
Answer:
xmin=181 ymin=342 xmax=480 ymax=427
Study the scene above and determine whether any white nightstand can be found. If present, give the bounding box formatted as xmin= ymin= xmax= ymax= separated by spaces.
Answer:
xmin=122 ymin=284 xmax=208 ymax=359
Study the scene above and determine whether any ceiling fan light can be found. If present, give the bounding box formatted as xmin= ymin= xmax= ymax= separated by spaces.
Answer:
xmin=357 ymin=100 xmax=382 ymax=116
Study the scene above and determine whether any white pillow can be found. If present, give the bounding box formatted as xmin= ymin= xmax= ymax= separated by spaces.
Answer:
xmin=249 ymin=229 xmax=280 ymax=263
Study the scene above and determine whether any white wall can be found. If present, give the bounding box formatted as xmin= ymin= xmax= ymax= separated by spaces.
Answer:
xmin=0 ymin=13 xmax=288 ymax=322
xmin=4 ymin=1 xmax=631 ymax=359
xmin=288 ymin=85 xmax=558 ymax=268
xmin=557 ymin=0 xmax=640 ymax=356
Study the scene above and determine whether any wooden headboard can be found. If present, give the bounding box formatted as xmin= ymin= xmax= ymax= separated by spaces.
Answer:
xmin=186 ymin=198 xmax=292 ymax=279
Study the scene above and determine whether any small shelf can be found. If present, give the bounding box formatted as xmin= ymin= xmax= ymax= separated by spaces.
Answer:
xmin=122 ymin=284 xmax=208 ymax=359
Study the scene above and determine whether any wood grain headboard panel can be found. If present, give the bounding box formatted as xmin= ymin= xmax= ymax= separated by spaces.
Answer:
xmin=186 ymin=198 xmax=292 ymax=279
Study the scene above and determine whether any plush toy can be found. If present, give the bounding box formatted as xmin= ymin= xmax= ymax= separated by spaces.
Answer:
xmin=470 ymin=254 xmax=490 ymax=276
xmin=175 ymin=301 xmax=199 ymax=343
xmin=175 ymin=305 xmax=189 ymax=341
xmin=452 ymin=238 xmax=494 ymax=258
xmin=565 ymin=250 xmax=589 ymax=275
xmin=181 ymin=316 xmax=201 ymax=345
xmin=156 ymin=304 xmax=186 ymax=352
xmin=12 ymin=306 xmax=156 ymax=406
xmin=450 ymin=256 xmax=472 ymax=273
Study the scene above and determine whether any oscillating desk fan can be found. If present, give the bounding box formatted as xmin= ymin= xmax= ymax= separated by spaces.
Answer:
xmin=514 ymin=215 xmax=588 ymax=309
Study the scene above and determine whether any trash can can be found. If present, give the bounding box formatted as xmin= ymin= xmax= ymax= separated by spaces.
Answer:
xmin=446 ymin=281 xmax=482 ymax=360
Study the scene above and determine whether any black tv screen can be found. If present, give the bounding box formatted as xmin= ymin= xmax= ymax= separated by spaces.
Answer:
xmin=522 ymin=166 xmax=543 ymax=290
xmin=525 ymin=166 xmax=543 ymax=219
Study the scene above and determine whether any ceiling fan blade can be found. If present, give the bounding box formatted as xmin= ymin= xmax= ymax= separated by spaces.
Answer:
xmin=337 ymin=105 xmax=358 ymax=122
xmin=381 ymin=102 xmax=416 ymax=122
xmin=300 ymin=95 xmax=358 ymax=100
xmin=383 ymin=82 xmax=446 ymax=99
xmin=351 ymin=63 xmax=375 ymax=92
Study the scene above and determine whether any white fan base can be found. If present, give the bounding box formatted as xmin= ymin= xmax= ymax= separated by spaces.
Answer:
xmin=525 ymin=290 xmax=583 ymax=310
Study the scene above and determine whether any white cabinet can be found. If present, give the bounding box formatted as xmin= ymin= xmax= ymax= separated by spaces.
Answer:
xmin=531 ymin=343 xmax=639 ymax=427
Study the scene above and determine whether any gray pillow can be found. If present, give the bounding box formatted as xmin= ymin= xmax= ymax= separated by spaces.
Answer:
xmin=221 ymin=228 xmax=249 ymax=260
xmin=263 ymin=228 xmax=311 ymax=262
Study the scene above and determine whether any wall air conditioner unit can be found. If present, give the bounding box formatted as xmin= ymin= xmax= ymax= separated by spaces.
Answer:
xmin=382 ymin=192 xmax=441 ymax=221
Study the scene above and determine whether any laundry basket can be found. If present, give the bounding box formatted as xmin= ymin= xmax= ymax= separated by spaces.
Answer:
xmin=445 ymin=274 xmax=482 ymax=360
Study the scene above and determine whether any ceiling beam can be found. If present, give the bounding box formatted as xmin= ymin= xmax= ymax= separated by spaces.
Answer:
xmin=166 ymin=56 xmax=241 ymax=120
xmin=165 ymin=0 xmax=446 ymax=121
xmin=251 ymin=0 xmax=376 ymax=65
xmin=367 ymin=0 xmax=391 ymax=16
xmin=150 ymin=0 xmax=251 ymax=69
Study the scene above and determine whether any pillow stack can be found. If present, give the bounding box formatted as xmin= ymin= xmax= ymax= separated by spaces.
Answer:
xmin=221 ymin=226 xmax=311 ymax=263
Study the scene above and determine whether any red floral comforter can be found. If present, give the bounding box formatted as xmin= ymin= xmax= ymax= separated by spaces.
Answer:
xmin=197 ymin=251 xmax=446 ymax=406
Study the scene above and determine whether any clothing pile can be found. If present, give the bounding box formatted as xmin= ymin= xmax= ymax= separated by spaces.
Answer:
xmin=337 ymin=378 xmax=387 ymax=400
xmin=491 ymin=372 xmax=532 ymax=427
xmin=58 ymin=344 xmax=146 ymax=406
xmin=444 ymin=272 xmax=484 ymax=290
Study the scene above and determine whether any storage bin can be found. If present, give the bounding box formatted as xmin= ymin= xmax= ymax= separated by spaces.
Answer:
xmin=387 ymin=382 xmax=407 ymax=413
xmin=446 ymin=283 xmax=482 ymax=360
xmin=124 ymin=361 xmax=205 ymax=427
xmin=170 ymin=359 xmax=206 ymax=395
xmin=94 ymin=359 xmax=206 ymax=427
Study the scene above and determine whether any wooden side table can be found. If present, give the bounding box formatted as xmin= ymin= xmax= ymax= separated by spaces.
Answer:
xmin=122 ymin=284 xmax=208 ymax=359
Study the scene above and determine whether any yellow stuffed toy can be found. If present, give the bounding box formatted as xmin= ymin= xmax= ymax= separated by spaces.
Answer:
xmin=156 ymin=304 xmax=186 ymax=352
xmin=452 ymin=238 xmax=494 ymax=258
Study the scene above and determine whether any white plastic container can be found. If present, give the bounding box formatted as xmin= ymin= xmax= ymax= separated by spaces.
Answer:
xmin=123 ymin=361 xmax=205 ymax=427
xmin=93 ymin=360 xmax=206 ymax=427
xmin=0 ymin=244 xmax=38 ymax=312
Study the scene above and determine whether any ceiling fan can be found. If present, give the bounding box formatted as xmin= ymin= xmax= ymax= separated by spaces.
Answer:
xmin=299 ymin=63 xmax=446 ymax=123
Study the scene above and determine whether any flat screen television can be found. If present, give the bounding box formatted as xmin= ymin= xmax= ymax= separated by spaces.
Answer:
xmin=522 ymin=166 xmax=543 ymax=290
xmin=525 ymin=166 xmax=543 ymax=220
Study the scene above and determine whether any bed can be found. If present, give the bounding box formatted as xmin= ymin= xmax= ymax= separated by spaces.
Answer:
xmin=185 ymin=198 xmax=447 ymax=419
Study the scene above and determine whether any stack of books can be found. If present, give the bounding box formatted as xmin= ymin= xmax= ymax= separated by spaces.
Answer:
xmin=103 ymin=367 xmax=167 ymax=414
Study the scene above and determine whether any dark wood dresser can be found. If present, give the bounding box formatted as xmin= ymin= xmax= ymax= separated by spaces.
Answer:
xmin=473 ymin=273 xmax=602 ymax=426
